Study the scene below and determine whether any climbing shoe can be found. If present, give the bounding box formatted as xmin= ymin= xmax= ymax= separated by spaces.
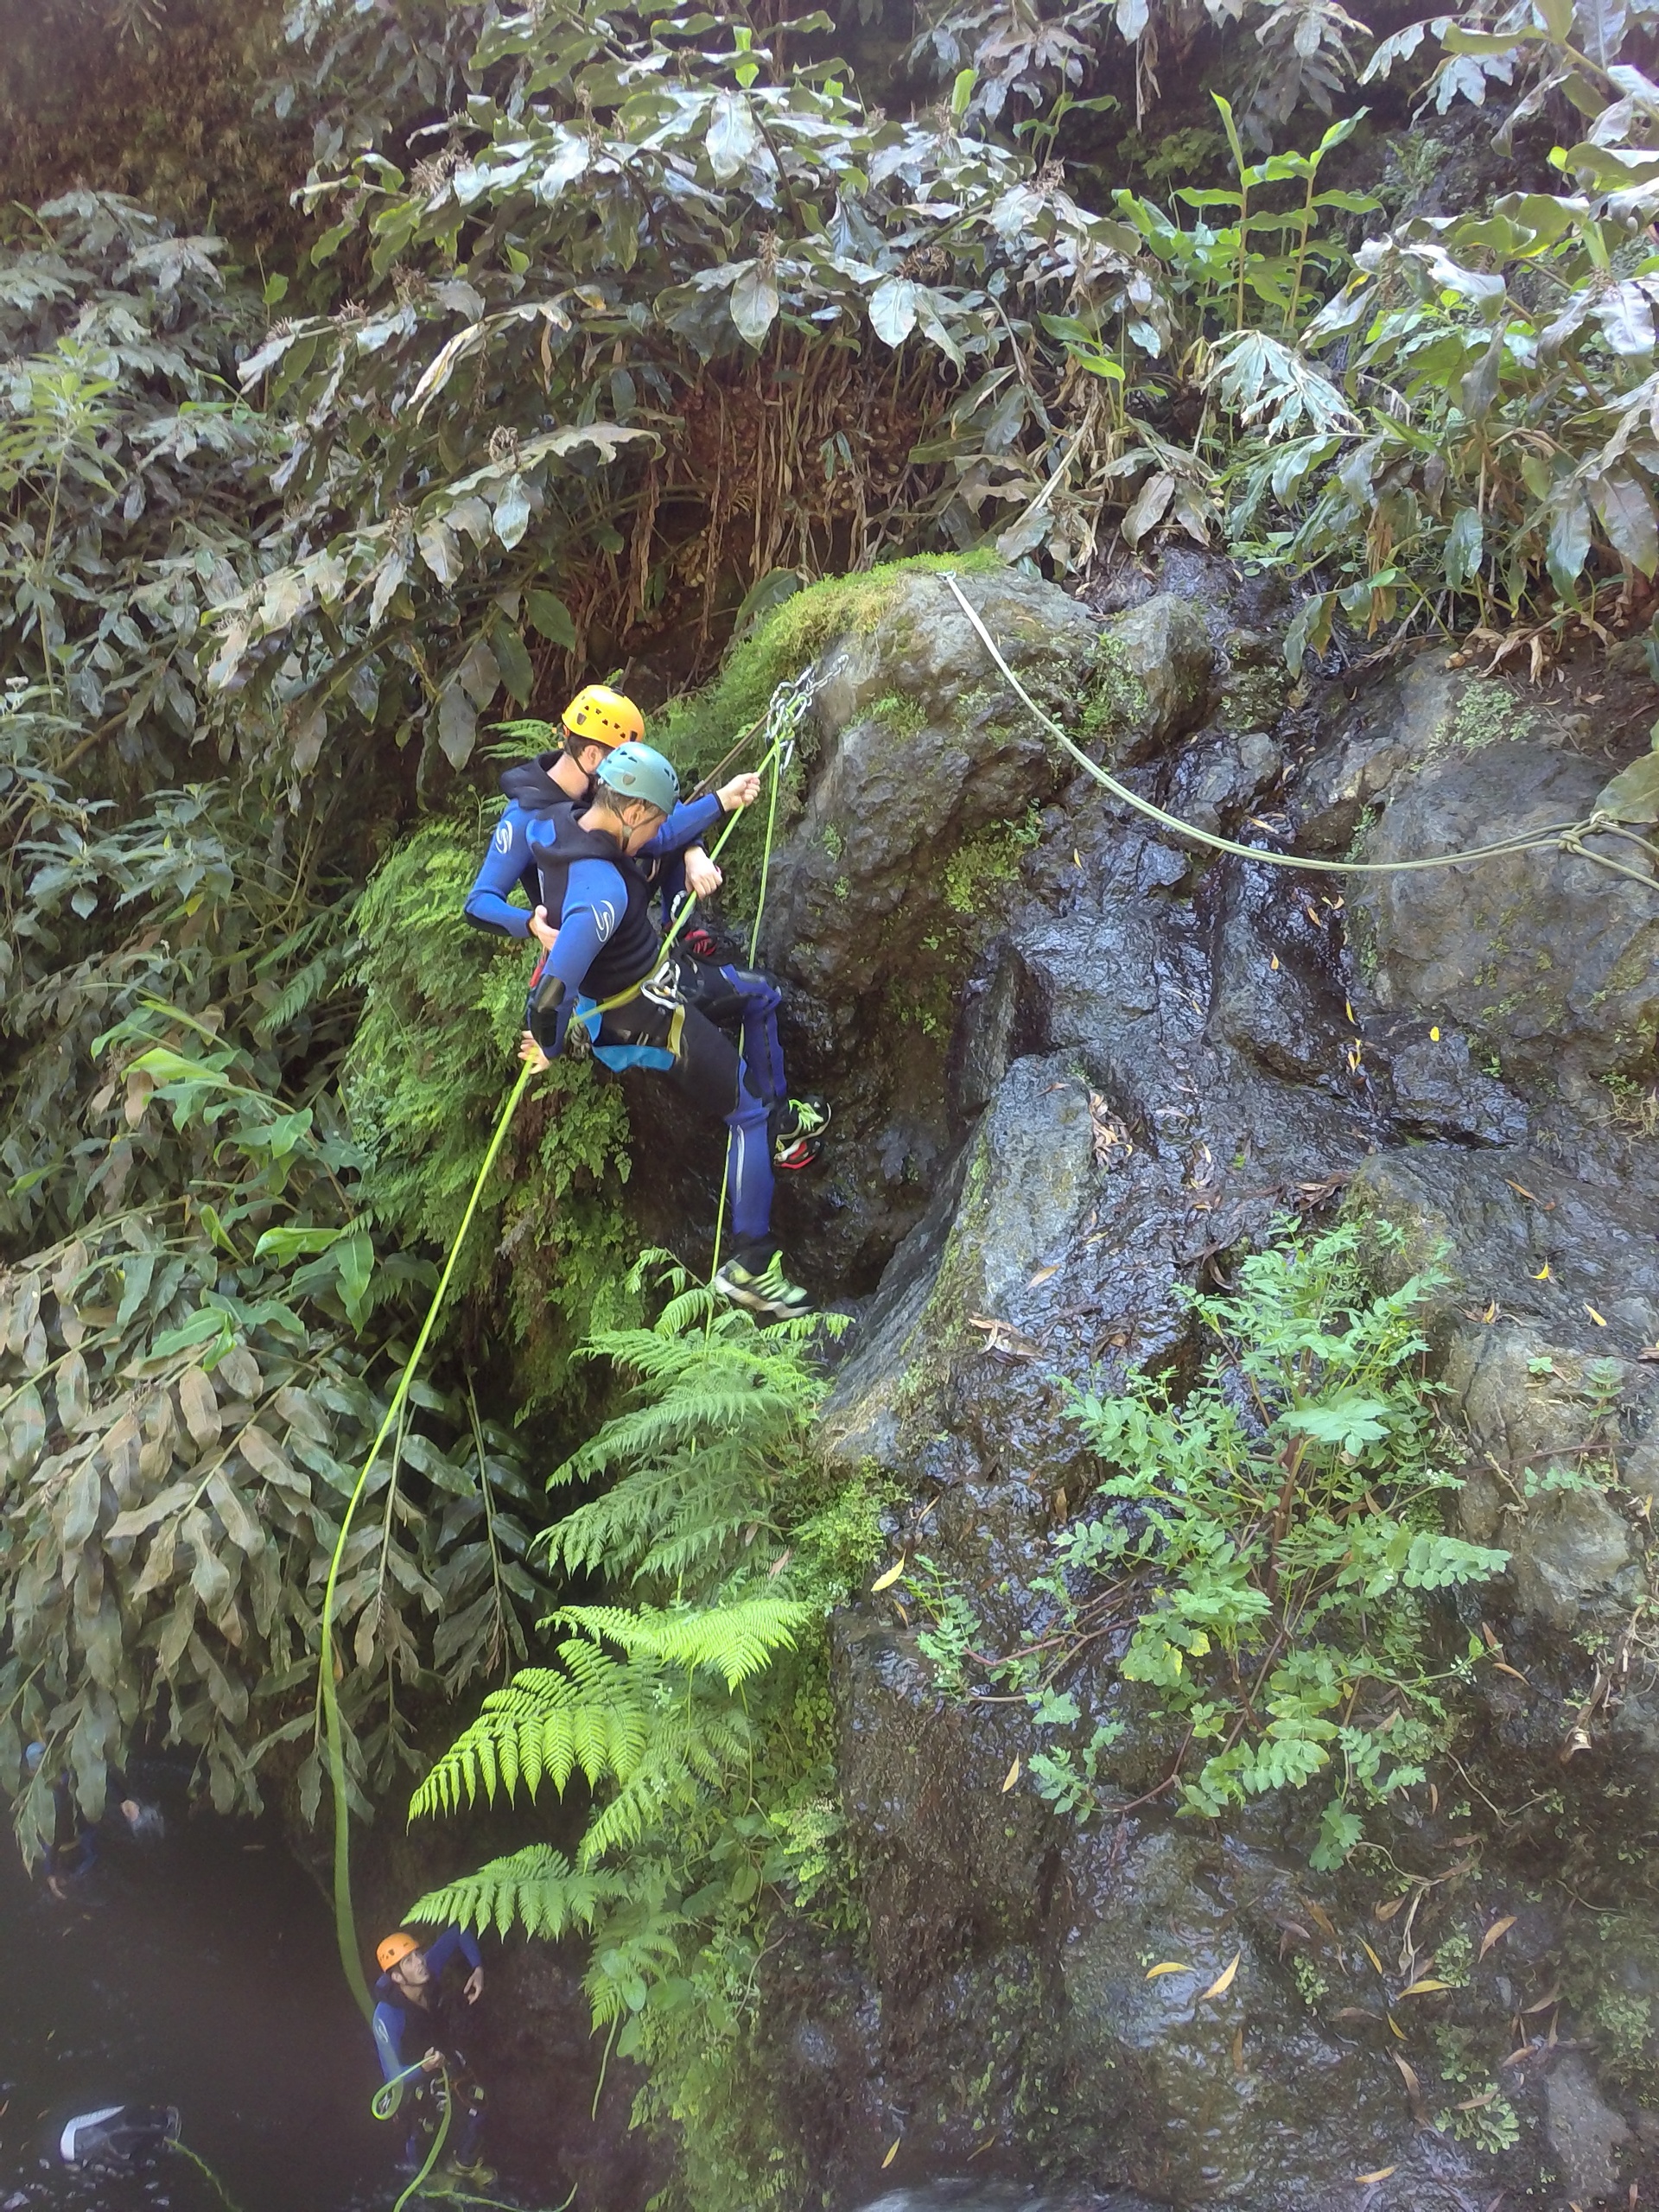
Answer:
xmin=772 ymin=1094 xmax=831 ymax=1172
xmin=682 ymin=925 xmax=719 ymax=960
xmin=714 ymin=1245 xmax=814 ymax=1319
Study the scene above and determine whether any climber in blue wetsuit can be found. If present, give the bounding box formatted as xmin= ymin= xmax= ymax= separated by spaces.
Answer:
xmin=520 ymin=741 xmax=827 ymax=1317
xmin=463 ymin=681 xmax=734 ymax=946
xmin=372 ymin=1928 xmax=491 ymax=2184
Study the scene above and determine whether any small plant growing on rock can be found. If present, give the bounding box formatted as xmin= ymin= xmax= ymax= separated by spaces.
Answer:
xmin=1431 ymin=2024 xmax=1521 ymax=2152
xmin=912 ymin=1223 xmax=1509 ymax=1870
xmin=1068 ymin=1221 xmax=1507 ymax=1865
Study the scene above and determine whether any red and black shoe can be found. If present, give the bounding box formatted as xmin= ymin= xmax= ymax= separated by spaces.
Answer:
xmin=772 ymin=1095 xmax=831 ymax=1171
xmin=683 ymin=925 xmax=719 ymax=960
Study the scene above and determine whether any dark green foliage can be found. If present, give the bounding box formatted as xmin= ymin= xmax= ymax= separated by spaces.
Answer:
xmin=0 ymin=194 xmax=550 ymax=1853
xmin=407 ymin=1262 xmax=887 ymax=2205
xmin=900 ymin=1224 xmax=1508 ymax=1870
xmin=340 ymin=810 xmax=636 ymax=1397
xmin=0 ymin=1001 xmax=543 ymax=1858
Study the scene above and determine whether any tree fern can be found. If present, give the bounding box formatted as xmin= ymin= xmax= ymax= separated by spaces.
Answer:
xmin=538 ymin=1275 xmax=834 ymax=1589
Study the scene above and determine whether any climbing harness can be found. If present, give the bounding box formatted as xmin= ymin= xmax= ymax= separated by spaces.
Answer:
xmin=938 ymin=570 xmax=1659 ymax=895
xmin=316 ymin=671 xmax=817 ymax=2026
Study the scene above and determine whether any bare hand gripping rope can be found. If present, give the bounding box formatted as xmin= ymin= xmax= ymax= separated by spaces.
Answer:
xmin=938 ymin=571 xmax=1659 ymax=896
xmin=315 ymin=672 xmax=817 ymax=2028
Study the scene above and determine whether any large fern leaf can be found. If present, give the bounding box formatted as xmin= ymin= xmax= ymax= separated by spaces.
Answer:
xmin=406 ymin=1844 xmax=632 ymax=1940
xmin=408 ymin=1643 xmax=658 ymax=1817
xmin=553 ymin=1597 xmax=811 ymax=1688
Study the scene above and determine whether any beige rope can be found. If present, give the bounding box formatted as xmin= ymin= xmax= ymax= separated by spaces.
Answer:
xmin=938 ymin=571 xmax=1656 ymax=893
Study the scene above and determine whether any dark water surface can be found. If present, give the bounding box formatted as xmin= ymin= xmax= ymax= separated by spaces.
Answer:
xmin=0 ymin=1808 xmax=385 ymax=2212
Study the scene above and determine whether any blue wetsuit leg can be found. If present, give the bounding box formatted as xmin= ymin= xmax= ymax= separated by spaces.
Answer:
xmin=720 ymin=963 xmax=785 ymax=1107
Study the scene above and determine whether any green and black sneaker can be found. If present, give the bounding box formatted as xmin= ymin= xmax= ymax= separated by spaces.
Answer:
xmin=713 ymin=1244 xmax=814 ymax=1319
xmin=772 ymin=1093 xmax=831 ymax=1172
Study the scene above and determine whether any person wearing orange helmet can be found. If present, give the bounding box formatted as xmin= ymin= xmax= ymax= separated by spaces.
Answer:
xmin=464 ymin=681 xmax=744 ymax=943
xmin=371 ymin=1926 xmax=490 ymax=2184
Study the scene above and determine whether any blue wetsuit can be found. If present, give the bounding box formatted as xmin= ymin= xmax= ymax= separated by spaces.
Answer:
xmin=524 ymin=807 xmax=785 ymax=1249
xmin=463 ymin=753 xmax=721 ymax=939
xmin=372 ymin=1927 xmax=485 ymax=2167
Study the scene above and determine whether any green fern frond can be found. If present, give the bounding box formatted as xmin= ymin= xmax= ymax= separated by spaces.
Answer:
xmin=408 ymin=1648 xmax=658 ymax=1818
xmin=552 ymin=1598 xmax=810 ymax=1689
xmin=405 ymin=1844 xmax=632 ymax=1940
xmin=539 ymin=1460 xmax=762 ymax=1580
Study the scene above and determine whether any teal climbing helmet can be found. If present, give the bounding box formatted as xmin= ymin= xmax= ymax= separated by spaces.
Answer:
xmin=595 ymin=741 xmax=680 ymax=817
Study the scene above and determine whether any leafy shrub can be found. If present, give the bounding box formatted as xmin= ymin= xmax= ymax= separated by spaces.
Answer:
xmin=0 ymin=1000 xmax=543 ymax=1857
xmin=904 ymin=1223 xmax=1507 ymax=1870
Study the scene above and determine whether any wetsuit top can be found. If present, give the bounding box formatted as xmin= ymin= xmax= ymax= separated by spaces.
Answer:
xmin=463 ymin=753 xmax=723 ymax=939
xmin=521 ymin=806 xmax=670 ymax=1055
xmin=372 ymin=1925 xmax=483 ymax=2084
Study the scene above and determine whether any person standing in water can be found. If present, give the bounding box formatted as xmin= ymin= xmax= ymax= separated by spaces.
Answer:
xmin=372 ymin=1928 xmax=492 ymax=2185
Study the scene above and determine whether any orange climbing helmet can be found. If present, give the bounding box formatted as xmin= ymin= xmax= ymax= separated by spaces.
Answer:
xmin=562 ymin=683 xmax=644 ymax=751
xmin=377 ymin=1931 xmax=422 ymax=1973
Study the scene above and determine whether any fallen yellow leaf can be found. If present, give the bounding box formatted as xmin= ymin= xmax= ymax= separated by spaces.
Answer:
xmin=1306 ymin=1900 xmax=1338 ymax=1942
xmin=1398 ymin=1978 xmax=1452 ymax=1998
xmin=1001 ymin=1757 xmax=1020 ymax=1793
xmin=1482 ymin=1300 xmax=1498 ymax=1321
xmin=1585 ymin=1303 xmax=1607 ymax=1326
xmin=1356 ymin=2167 xmax=1395 ymax=2185
xmin=1373 ymin=1896 xmax=1408 ymax=1923
xmin=1428 ymin=1026 xmax=1440 ymax=1041
xmin=1360 ymin=1940 xmax=1384 ymax=1974
xmin=1478 ymin=1914 xmax=1516 ymax=1959
xmin=1491 ymin=1660 xmax=1529 ymax=1683
xmin=1269 ymin=953 xmax=1281 ymax=970
xmin=1027 ymin=1264 xmax=1058 ymax=1287
xmin=871 ymin=1560 xmax=906 ymax=1592
xmin=1345 ymin=999 xmax=1357 ymax=1025
xmin=1072 ymin=848 xmax=1082 ymax=868
xmin=881 ymin=2138 xmax=899 ymax=2170
xmin=1392 ymin=2056 xmax=1421 ymax=2096
xmin=1531 ymin=1261 xmax=1551 ymax=1280
xmin=1144 ymin=1961 xmax=1192 ymax=1980
xmin=1200 ymin=1951 xmax=1241 ymax=2000
xmin=1387 ymin=2013 xmax=1405 ymax=2040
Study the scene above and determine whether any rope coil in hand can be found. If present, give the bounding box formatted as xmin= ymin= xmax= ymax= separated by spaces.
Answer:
xmin=938 ymin=570 xmax=1659 ymax=895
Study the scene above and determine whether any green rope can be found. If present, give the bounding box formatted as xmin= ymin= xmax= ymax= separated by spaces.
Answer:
xmin=747 ymin=728 xmax=785 ymax=968
xmin=938 ymin=570 xmax=1658 ymax=892
xmin=372 ymin=2058 xmax=431 ymax=2120
xmin=391 ymin=2060 xmax=454 ymax=2212
xmin=318 ymin=1064 xmax=535 ymax=2018
xmin=168 ymin=2140 xmax=248 ymax=2212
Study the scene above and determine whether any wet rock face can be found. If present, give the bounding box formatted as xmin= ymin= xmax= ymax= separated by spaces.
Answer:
xmin=755 ymin=575 xmax=1659 ymax=2209
xmin=1351 ymin=680 xmax=1659 ymax=1105
xmin=1056 ymin=1828 xmax=1429 ymax=2207
xmin=759 ymin=569 xmax=1215 ymax=1289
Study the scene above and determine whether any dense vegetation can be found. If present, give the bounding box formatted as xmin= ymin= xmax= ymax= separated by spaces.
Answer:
xmin=5 ymin=0 xmax=1659 ymax=2196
